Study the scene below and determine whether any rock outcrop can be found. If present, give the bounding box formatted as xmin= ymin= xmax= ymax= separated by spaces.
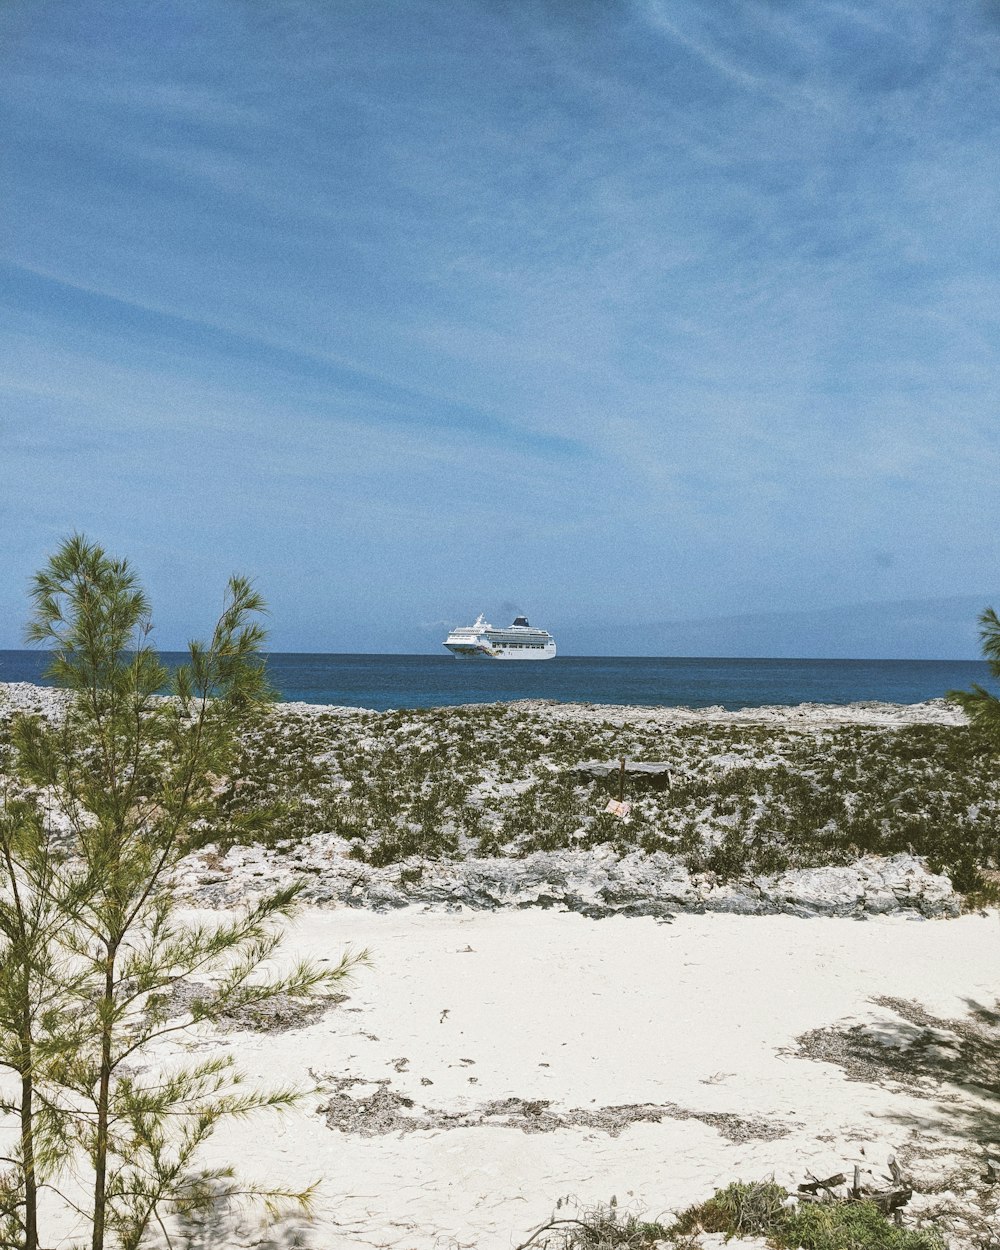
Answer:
xmin=176 ymin=842 xmax=960 ymax=919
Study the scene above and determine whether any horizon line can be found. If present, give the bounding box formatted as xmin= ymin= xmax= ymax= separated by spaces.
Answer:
xmin=0 ymin=648 xmax=988 ymax=664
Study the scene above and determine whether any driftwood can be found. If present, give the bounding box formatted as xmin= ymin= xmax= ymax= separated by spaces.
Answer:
xmin=797 ymin=1158 xmax=912 ymax=1224
xmin=798 ymin=1172 xmax=846 ymax=1197
xmin=870 ymin=1188 xmax=913 ymax=1217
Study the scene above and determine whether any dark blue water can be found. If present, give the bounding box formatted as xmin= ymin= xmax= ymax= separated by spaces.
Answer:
xmin=0 ymin=650 xmax=991 ymax=712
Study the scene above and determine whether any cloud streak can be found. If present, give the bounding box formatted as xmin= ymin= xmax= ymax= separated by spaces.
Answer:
xmin=2 ymin=0 xmax=1000 ymax=649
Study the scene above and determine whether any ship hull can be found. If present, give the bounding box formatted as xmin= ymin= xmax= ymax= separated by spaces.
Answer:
xmin=444 ymin=642 xmax=557 ymax=660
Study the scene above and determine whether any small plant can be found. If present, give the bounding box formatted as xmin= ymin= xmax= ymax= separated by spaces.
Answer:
xmin=515 ymin=1197 xmax=670 ymax=1250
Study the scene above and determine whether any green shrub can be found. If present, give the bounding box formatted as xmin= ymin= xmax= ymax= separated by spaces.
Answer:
xmin=671 ymin=1182 xmax=944 ymax=1250
xmin=783 ymin=1200 xmax=944 ymax=1250
xmin=672 ymin=1180 xmax=787 ymax=1238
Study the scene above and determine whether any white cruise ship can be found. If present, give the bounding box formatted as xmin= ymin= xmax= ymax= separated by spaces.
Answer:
xmin=443 ymin=614 xmax=557 ymax=660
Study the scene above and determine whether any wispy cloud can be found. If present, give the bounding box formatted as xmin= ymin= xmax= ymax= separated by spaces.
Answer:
xmin=3 ymin=0 xmax=1000 ymax=647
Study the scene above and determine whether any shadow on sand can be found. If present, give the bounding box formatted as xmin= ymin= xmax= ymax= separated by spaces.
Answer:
xmin=795 ymin=994 xmax=1000 ymax=1144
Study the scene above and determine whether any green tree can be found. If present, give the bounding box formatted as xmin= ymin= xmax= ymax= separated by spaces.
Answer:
xmin=949 ymin=606 xmax=1000 ymax=735
xmin=0 ymin=536 xmax=363 ymax=1250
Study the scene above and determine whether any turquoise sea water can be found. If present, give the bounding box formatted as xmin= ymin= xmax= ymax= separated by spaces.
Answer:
xmin=0 ymin=651 xmax=991 ymax=713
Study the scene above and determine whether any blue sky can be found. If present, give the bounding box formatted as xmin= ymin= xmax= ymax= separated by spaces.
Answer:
xmin=3 ymin=0 xmax=1000 ymax=655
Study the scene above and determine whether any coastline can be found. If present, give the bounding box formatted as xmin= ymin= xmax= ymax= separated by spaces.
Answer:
xmin=0 ymin=651 xmax=989 ymax=715
xmin=0 ymin=681 xmax=971 ymax=920
xmin=3 ymin=680 xmax=998 ymax=1246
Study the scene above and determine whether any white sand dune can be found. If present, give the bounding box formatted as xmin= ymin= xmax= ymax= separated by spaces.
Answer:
xmin=166 ymin=905 xmax=1000 ymax=1248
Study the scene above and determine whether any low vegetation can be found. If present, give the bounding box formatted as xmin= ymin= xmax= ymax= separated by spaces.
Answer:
xmin=182 ymin=700 xmax=1000 ymax=894
xmin=672 ymin=1181 xmax=945 ymax=1250
xmin=519 ymin=1183 xmax=945 ymax=1250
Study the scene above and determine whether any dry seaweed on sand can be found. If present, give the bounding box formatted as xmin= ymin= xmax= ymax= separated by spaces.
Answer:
xmin=315 ymin=1080 xmax=790 ymax=1141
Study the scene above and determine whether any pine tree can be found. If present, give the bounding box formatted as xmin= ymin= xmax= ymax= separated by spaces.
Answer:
xmin=949 ymin=606 xmax=1000 ymax=735
xmin=0 ymin=536 xmax=363 ymax=1249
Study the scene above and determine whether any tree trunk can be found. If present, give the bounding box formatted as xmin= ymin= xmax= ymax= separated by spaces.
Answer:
xmin=91 ymin=946 xmax=117 ymax=1250
xmin=20 ymin=1046 xmax=37 ymax=1250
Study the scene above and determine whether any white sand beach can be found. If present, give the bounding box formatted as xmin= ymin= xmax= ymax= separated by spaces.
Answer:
xmin=4 ymin=683 xmax=997 ymax=1245
xmin=162 ymin=904 xmax=1000 ymax=1248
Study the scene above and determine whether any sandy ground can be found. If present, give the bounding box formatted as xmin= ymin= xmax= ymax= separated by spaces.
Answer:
xmin=142 ymin=905 xmax=1000 ymax=1249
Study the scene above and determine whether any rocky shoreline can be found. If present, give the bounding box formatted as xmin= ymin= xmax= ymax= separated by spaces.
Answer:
xmin=1 ymin=681 xmax=972 ymax=920
xmin=176 ymin=841 xmax=960 ymax=918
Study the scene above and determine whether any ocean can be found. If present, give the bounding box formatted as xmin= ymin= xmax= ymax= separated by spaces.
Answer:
xmin=0 ymin=651 xmax=991 ymax=713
